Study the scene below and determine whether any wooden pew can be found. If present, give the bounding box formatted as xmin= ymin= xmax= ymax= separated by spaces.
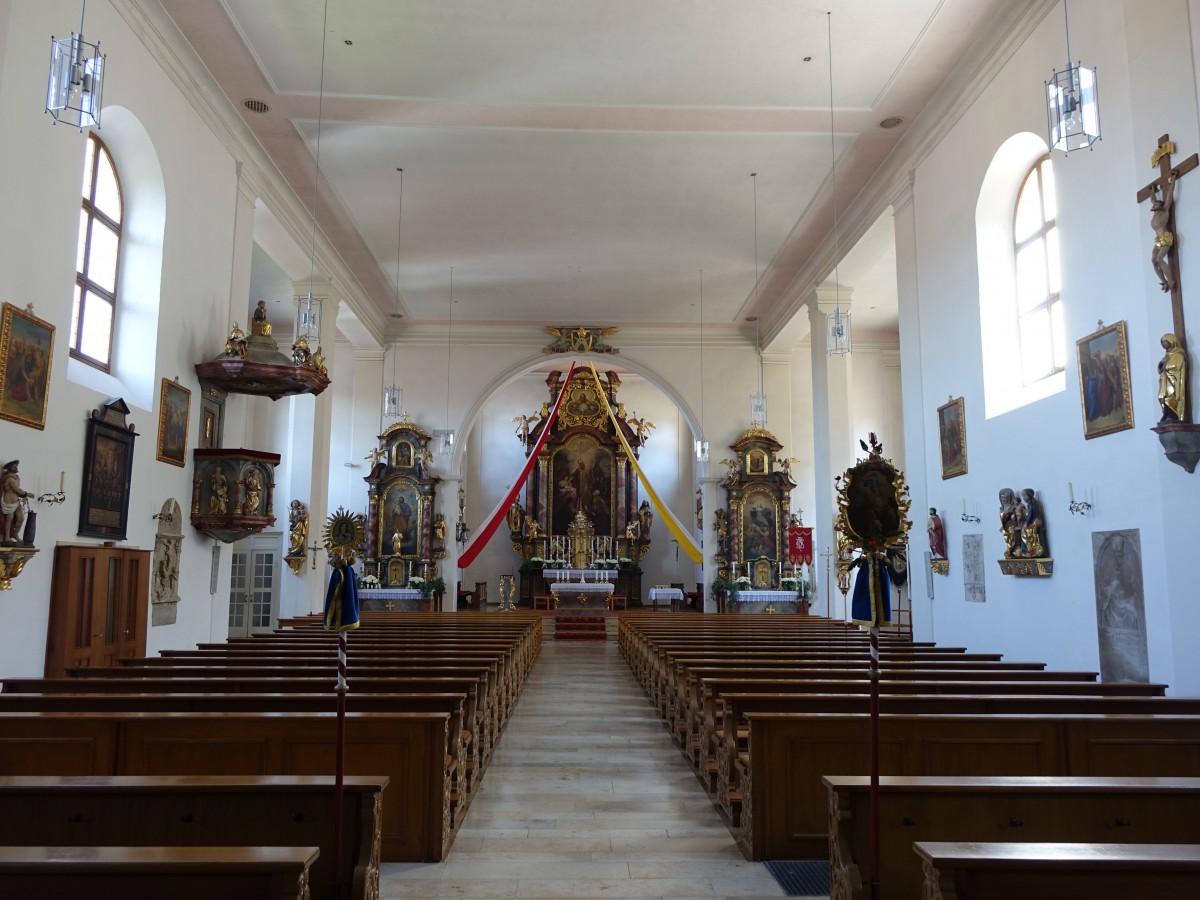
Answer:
xmin=0 ymin=845 xmax=320 ymax=900
xmin=0 ymin=710 xmax=450 ymax=863
xmin=742 ymin=712 xmax=1200 ymax=860
xmin=823 ymin=775 xmax=1200 ymax=900
xmin=913 ymin=841 xmax=1200 ymax=900
xmin=0 ymin=774 xmax=383 ymax=900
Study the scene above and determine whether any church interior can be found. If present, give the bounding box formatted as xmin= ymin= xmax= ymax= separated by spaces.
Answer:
xmin=2 ymin=1 xmax=1200 ymax=896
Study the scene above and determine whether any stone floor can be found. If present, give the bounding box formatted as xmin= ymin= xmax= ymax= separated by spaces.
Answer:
xmin=380 ymin=640 xmax=820 ymax=899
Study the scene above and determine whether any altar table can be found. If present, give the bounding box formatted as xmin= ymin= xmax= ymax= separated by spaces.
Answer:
xmin=734 ymin=589 xmax=805 ymax=614
xmin=359 ymin=587 xmax=429 ymax=612
xmin=550 ymin=581 xmax=614 ymax=611
xmin=647 ymin=587 xmax=684 ymax=610
xmin=543 ymin=569 xmax=617 ymax=582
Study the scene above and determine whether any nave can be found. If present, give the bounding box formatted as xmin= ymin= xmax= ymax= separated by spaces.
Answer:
xmin=381 ymin=641 xmax=802 ymax=900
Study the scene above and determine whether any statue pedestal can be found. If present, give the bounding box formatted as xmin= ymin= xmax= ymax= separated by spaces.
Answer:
xmin=1152 ymin=421 xmax=1200 ymax=473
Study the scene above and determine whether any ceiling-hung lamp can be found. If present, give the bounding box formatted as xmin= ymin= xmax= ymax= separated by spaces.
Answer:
xmin=749 ymin=173 xmax=768 ymax=428
xmin=1046 ymin=0 xmax=1100 ymax=154
xmin=825 ymin=12 xmax=852 ymax=357
xmin=46 ymin=1 xmax=105 ymax=129
xmin=696 ymin=268 xmax=709 ymax=462
xmin=439 ymin=267 xmax=456 ymax=456
xmin=383 ymin=168 xmax=404 ymax=422
xmin=295 ymin=0 xmax=330 ymax=353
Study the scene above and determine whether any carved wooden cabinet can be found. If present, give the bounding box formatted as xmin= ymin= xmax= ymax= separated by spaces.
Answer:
xmin=44 ymin=544 xmax=149 ymax=677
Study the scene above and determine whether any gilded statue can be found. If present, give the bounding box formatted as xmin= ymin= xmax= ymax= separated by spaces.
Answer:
xmin=433 ymin=513 xmax=447 ymax=547
xmin=223 ymin=323 xmax=248 ymax=359
xmin=312 ymin=345 xmax=327 ymax=377
xmin=209 ymin=467 xmax=229 ymax=514
xmin=1157 ymin=332 xmax=1188 ymax=422
xmin=291 ymin=337 xmax=311 ymax=366
xmin=391 ymin=530 xmax=404 ymax=555
xmin=1019 ymin=488 xmax=1048 ymax=558
xmin=526 ymin=519 xmax=542 ymax=538
xmin=507 ymin=500 xmax=525 ymax=534
xmin=242 ymin=468 xmax=262 ymax=515
xmin=0 ymin=460 xmax=32 ymax=545
xmin=288 ymin=500 xmax=308 ymax=555
xmin=998 ymin=488 xmax=1021 ymax=558
xmin=512 ymin=415 xmax=537 ymax=442
xmin=251 ymin=300 xmax=272 ymax=336
xmin=624 ymin=519 xmax=638 ymax=539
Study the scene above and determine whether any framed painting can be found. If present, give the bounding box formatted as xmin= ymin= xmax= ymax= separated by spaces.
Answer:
xmin=1077 ymin=320 xmax=1133 ymax=439
xmin=0 ymin=302 xmax=55 ymax=430
xmin=156 ymin=378 xmax=191 ymax=466
xmin=739 ymin=488 xmax=779 ymax=564
xmin=937 ymin=396 xmax=967 ymax=479
xmin=79 ymin=398 xmax=138 ymax=540
xmin=550 ymin=434 xmax=615 ymax=536
xmin=382 ymin=480 xmax=422 ymax=558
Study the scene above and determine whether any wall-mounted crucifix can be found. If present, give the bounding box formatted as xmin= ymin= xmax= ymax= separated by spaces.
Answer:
xmin=1139 ymin=134 xmax=1200 ymax=470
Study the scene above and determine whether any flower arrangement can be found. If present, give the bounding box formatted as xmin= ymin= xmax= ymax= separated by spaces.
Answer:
xmin=359 ymin=573 xmax=380 ymax=588
xmin=712 ymin=574 xmax=751 ymax=604
xmin=595 ymin=558 xmax=618 ymax=570
xmin=408 ymin=574 xmax=446 ymax=600
xmin=781 ymin=575 xmax=812 ymax=599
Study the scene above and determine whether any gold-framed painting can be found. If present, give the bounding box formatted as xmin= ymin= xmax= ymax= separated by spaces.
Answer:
xmin=156 ymin=378 xmax=191 ymax=466
xmin=937 ymin=396 xmax=967 ymax=479
xmin=0 ymin=302 xmax=55 ymax=430
xmin=1076 ymin=320 xmax=1134 ymax=439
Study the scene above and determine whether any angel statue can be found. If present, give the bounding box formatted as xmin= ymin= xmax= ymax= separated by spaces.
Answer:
xmin=627 ymin=415 xmax=655 ymax=443
xmin=513 ymin=414 xmax=538 ymax=442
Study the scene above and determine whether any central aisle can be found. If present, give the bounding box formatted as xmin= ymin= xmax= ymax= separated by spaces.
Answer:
xmin=380 ymin=640 xmax=799 ymax=899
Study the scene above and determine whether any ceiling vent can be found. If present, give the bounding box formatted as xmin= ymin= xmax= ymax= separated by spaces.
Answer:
xmin=878 ymin=116 xmax=904 ymax=129
xmin=242 ymin=98 xmax=270 ymax=114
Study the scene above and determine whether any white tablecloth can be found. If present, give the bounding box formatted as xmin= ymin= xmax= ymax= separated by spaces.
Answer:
xmin=550 ymin=582 xmax=614 ymax=595
xmin=359 ymin=588 xmax=422 ymax=601
xmin=543 ymin=569 xmax=617 ymax=582
xmin=736 ymin=590 xmax=799 ymax=602
xmin=648 ymin=588 xmax=684 ymax=603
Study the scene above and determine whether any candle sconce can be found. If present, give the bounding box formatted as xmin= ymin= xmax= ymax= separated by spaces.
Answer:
xmin=1068 ymin=499 xmax=1093 ymax=515
xmin=961 ymin=512 xmax=981 ymax=523
xmin=37 ymin=471 xmax=67 ymax=506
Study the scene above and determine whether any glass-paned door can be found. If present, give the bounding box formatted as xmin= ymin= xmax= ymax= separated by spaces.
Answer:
xmin=228 ymin=533 xmax=280 ymax=637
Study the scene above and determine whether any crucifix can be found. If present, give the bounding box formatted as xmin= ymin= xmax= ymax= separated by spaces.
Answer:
xmin=1136 ymin=134 xmax=1198 ymax=348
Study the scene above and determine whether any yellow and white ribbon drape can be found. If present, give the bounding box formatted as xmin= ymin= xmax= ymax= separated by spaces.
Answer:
xmin=587 ymin=363 xmax=702 ymax=564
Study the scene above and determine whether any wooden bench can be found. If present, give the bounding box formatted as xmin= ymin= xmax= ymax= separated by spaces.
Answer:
xmin=0 ymin=774 xmax=383 ymax=900
xmin=913 ymin=841 xmax=1200 ymax=900
xmin=824 ymin=775 xmax=1200 ymax=900
xmin=0 ymin=845 xmax=320 ymax=900
xmin=743 ymin=712 xmax=1200 ymax=860
xmin=0 ymin=710 xmax=449 ymax=862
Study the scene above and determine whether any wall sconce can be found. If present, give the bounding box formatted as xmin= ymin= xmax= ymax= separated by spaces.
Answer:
xmin=1067 ymin=482 xmax=1092 ymax=515
xmin=152 ymin=511 xmax=175 ymax=524
xmin=960 ymin=499 xmax=980 ymax=524
xmin=37 ymin=471 xmax=67 ymax=506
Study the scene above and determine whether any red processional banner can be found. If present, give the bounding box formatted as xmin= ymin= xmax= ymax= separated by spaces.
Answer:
xmin=787 ymin=526 xmax=813 ymax=565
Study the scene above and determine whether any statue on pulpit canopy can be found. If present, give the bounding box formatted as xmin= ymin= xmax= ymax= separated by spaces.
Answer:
xmin=251 ymin=300 xmax=272 ymax=336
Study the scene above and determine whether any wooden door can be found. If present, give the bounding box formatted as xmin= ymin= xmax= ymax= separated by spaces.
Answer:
xmin=45 ymin=545 xmax=150 ymax=677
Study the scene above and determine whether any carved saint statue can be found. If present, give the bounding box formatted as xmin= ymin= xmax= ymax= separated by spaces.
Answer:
xmin=998 ymin=488 xmax=1021 ymax=559
xmin=1157 ymin=332 xmax=1188 ymax=422
xmin=288 ymin=500 xmax=308 ymax=555
xmin=433 ymin=513 xmax=447 ymax=547
xmin=927 ymin=507 xmax=946 ymax=559
xmin=209 ymin=467 xmax=229 ymax=514
xmin=251 ymin=300 xmax=272 ymax=336
xmin=638 ymin=499 xmax=653 ymax=537
xmin=223 ymin=323 xmax=247 ymax=359
xmin=1151 ymin=177 xmax=1177 ymax=293
xmin=507 ymin=500 xmax=525 ymax=534
xmin=0 ymin=460 xmax=32 ymax=545
xmin=1020 ymin=488 xmax=1048 ymax=559
xmin=242 ymin=468 xmax=262 ymax=515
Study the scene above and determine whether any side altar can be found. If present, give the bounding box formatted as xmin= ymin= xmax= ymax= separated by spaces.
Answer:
xmin=508 ymin=370 xmax=653 ymax=606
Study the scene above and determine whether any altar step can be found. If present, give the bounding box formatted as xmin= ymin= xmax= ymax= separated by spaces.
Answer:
xmin=553 ymin=615 xmax=607 ymax=641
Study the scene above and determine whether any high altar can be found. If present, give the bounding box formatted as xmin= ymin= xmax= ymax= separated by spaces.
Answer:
xmin=508 ymin=370 xmax=652 ymax=607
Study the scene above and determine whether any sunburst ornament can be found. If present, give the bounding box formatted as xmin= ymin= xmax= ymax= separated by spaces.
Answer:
xmin=323 ymin=506 xmax=366 ymax=562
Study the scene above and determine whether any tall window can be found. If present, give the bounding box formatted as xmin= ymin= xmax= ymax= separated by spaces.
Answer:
xmin=72 ymin=133 xmax=123 ymax=371
xmin=1013 ymin=155 xmax=1063 ymax=384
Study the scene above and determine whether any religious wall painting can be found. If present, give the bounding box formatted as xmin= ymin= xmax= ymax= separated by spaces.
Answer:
xmin=0 ymin=302 xmax=54 ymax=431
xmin=746 ymin=448 xmax=768 ymax=476
xmin=156 ymin=378 xmax=191 ymax=467
xmin=393 ymin=440 xmax=414 ymax=469
xmin=962 ymin=533 xmax=985 ymax=603
xmin=550 ymin=434 xmax=614 ymax=536
xmin=740 ymin=488 xmax=778 ymax=565
xmin=937 ymin=396 xmax=967 ymax=479
xmin=1092 ymin=529 xmax=1150 ymax=683
xmin=1076 ymin=321 xmax=1133 ymax=439
xmin=383 ymin=481 xmax=422 ymax=558
xmin=78 ymin=398 xmax=137 ymax=540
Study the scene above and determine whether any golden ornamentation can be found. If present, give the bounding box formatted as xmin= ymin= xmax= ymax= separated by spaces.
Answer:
xmin=543 ymin=325 xmax=620 ymax=355
xmin=998 ymin=557 xmax=1054 ymax=577
xmin=379 ymin=413 xmax=431 ymax=442
xmin=1151 ymin=140 xmax=1177 ymax=167
xmin=0 ymin=546 xmax=37 ymax=590
xmin=498 ymin=575 xmax=517 ymax=612
xmin=323 ymin=506 xmax=366 ymax=563
xmin=930 ymin=558 xmax=950 ymax=576
xmin=735 ymin=425 xmax=780 ymax=444
xmin=556 ymin=377 xmax=609 ymax=429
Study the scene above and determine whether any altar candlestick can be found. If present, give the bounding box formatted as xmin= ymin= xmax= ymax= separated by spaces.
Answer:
xmin=59 ymin=471 xmax=65 ymax=492
xmin=1068 ymin=482 xmax=1074 ymax=502
xmin=961 ymin=498 xmax=966 ymax=515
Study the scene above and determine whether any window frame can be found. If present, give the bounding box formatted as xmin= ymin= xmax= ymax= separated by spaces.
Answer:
xmin=72 ymin=132 xmax=123 ymax=372
xmin=1011 ymin=154 xmax=1063 ymax=385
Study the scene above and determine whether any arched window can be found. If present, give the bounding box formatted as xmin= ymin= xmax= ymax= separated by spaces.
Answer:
xmin=72 ymin=132 xmax=123 ymax=371
xmin=1013 ymin=156 xmax=1064 ymax=384
xmin=977 ymin=134 xmax=1065 ymax=418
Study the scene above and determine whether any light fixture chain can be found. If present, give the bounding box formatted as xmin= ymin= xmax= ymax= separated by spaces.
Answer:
xmin=306 ymin=0 xmax=331 ymax=298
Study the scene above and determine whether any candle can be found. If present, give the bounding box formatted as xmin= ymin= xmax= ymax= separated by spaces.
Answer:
xmin=59 ymin=471 xmax=64 ymax=492
xmin=1068 ymin=482 xmax=1074 ymax=502
xmin=961 ymin=498 xmax=966 ymax=515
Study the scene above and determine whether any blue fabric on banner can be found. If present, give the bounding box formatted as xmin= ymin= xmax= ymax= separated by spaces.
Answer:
xmin=323 ymin=561 xmax=360 ymax=632
xmin=851 ymin=556 xmax=891 ymax=626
